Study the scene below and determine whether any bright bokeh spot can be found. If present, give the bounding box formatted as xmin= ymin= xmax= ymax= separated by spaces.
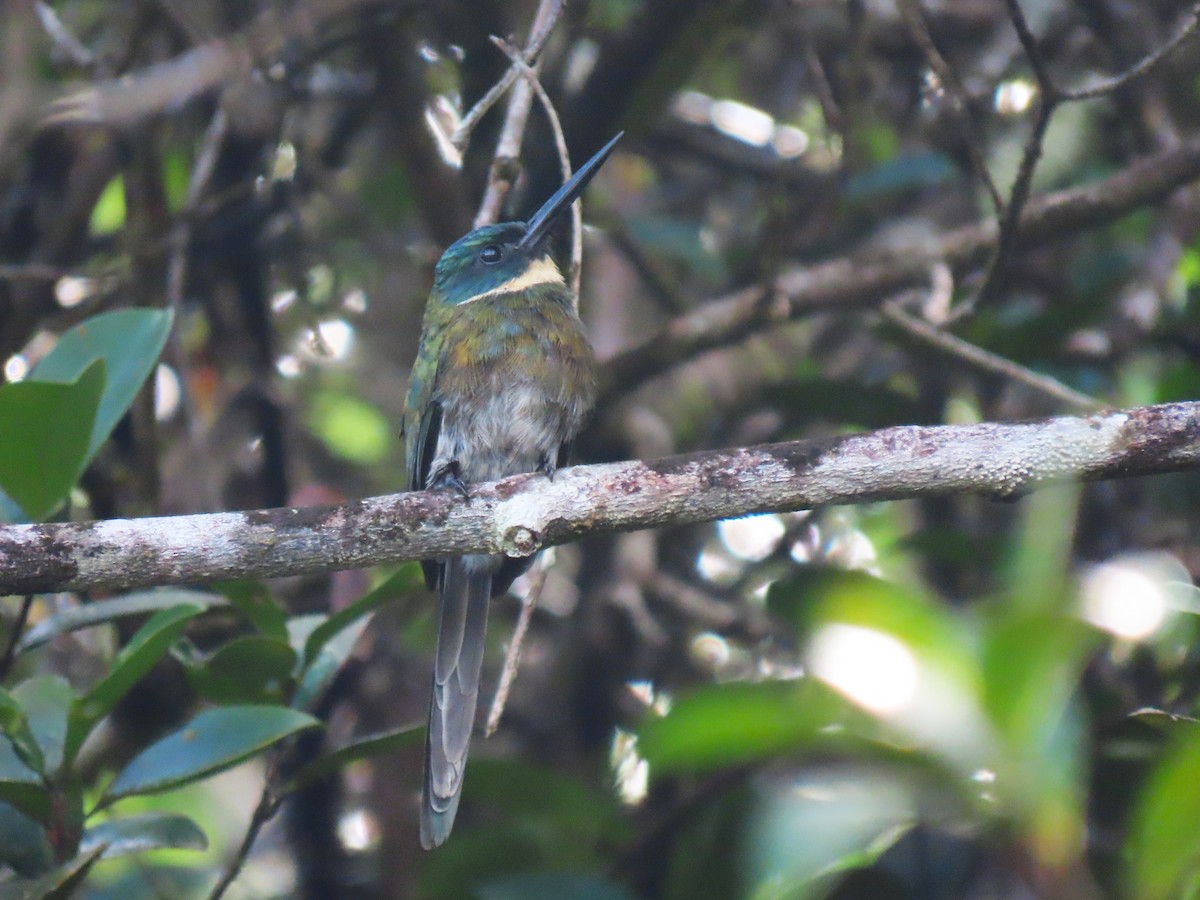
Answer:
xmin=4 ymin=354 xmax=28 ymax=382
xmin=610 ymin=728 xmax=649 ymax=806
xmin=995 ymin=78 xmax=1037 ymax=115
xmin=710 ymin=98 xmax=776 ymax=147
xmin=809 ymin=624 xmax=919 ymax=715
xmin=1080 ymin=552 xmax=1187 ymax=640
xmin=54 ymin=276 xmax=94 ymax=308
xmin=154 ymin=363 xmax=181 ymax=421
xmin=718 ymin=514 xmax=785 ymax=561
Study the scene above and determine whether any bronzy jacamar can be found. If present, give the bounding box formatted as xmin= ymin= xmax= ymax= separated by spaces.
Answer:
xmin=403 ymin=134 xmax=622 ymax=848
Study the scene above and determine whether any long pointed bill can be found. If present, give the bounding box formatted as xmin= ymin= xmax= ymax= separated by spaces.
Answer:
xmin=518 ymin=132 xmax=623 ymax=250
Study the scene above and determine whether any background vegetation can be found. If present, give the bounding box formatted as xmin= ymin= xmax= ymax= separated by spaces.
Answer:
xmin=2 ymin=0 xmax=1200 ymax=897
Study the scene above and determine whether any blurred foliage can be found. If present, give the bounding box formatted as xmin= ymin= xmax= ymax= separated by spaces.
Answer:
xmin=1 ymin=0 xmax=1200 ymax=898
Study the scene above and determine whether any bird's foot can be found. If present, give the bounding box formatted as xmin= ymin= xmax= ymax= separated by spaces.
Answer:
xmin=536 ymin=452 xmax=557 ymax=481
xmin=431 ymin=462 xmax=471 ymax=500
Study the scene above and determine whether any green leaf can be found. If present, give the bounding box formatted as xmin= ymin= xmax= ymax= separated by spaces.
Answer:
xmin=12 ymin=677 xmax=72 ymax=777
xmin=89 ymin=174 xmax=125 ymax=235
xmin=0 ymin=361 xmax=105 ymax=521
xmin=185 ymin=635 xmax=297 ymax=705
xmin=0 ymin=736 xmax=48 ymax=823
xmin=31 ymin=308 xmax=173 ymax=459
xmin=744 ymin=768 xmax=915 ymax=900
xmin=284 ymin=725 xmax=421 ymax=793
xmin=66 ymin=603 xmax=205 ymax=764
xmin=0 ymin=801 xmax=53 ymax=876
xmin=303 ymin=565 xmax=421 ymax=667
xmin=80 ymin=812 xmax=207 ymax=858
xmin=1127 ymin=723 xmax=1200 ymax=900
xmin=101 ymin=706 xmax=321 ymax=803
xmin=19 ymin=589 xmax=225 ymax=652
xmin=0 ymin=842 xmax=106 ymax=900
xmin=639 ymin=681 xmax=854 ymax=773
xmin=476 ymin=873 xmax=636 ymax=900
xmin=0 ymin=688 xmax=46 ymax=775
xmin=214 ymin=580 xmax=287 ymax=639
xmin=293 ymin=613 xmax=370 ymax=712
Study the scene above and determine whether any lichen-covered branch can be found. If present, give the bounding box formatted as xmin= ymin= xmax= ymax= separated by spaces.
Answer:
xmin=1 ymin=402 xmax=1197 ymax=595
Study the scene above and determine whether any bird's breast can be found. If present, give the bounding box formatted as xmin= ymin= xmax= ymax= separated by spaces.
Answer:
xmin=432 ymin=293 xmax=596 ymax=482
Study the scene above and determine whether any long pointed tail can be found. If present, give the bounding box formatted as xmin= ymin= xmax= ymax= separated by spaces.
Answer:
xmin=420 ymin=557 xmax=491 ymax=849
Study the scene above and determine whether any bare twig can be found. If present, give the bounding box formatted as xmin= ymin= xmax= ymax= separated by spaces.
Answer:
xmin=0 ymin=595 xmax=33 ymax=679
xmin=1002 ymin=0 xmax=1057 ymax=97
xmin=491 ymin=36 xmax=582 ymax=295
xmin=1062 ymin=2 xmax=1200 ymax=102
xmin=164 ymin=107 xmax=228 ymax=511
xmin=2 ymin=401 xmax=1198 ymax=595
xmin=474 ymin=0 xmax=564 ymax=227
xmin=485 ymin=558 xmax=548 ymax=736
xmin=34 ymin=2 xmax=95 ymax=69
xmin=207 ymin=785 xmax=281 ymax=900
xmin=452 ymin=0 xmax=563 ymax=150
xmin=880 ymin=295 xmax=1101 ymax=411
xmin=897 ymin=0 xmax=1004 ymax=214
xmin=973 ymin=0 xmax=1061 ymax=311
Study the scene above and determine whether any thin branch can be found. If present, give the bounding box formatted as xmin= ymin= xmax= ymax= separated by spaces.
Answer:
xmin=485 ymin=557 xmax=548 ymax=736
xmin=1002 ymin=0 xmax=1057 ymax=97
xmin=1 ymin=402 xmax=1197 ymax=595
xmin=473 ymin=0 xmax=564 ymax=227
xmin=34 ymin=2 xmax=95 ymax=69
xmin=0 ymin=595 xmax=33 ymax=679
xmin=880 ymin=296 xmax=1101 ymax=411
xmin=490 ymin=36 xmax=582 ymax=295
xmin=896 ymin=0 xmax=1004 ymax=214
xmin=206 ymin=785 xmax=281 ymax=900
xmin=1061 ymin=2 xmax=1200 ymax=103
xmin=451 ymin=0 xmax=563 ymax=150
xmin=597 ymin=132 xmax=1200 ymax=407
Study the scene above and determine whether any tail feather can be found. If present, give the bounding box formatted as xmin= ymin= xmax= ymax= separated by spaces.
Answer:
xmin=420 ymin=557 xmax=491 ymax=849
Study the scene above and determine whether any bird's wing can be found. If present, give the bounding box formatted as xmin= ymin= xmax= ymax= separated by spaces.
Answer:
xmin=403 ymin=331 xmax=445 ymax=592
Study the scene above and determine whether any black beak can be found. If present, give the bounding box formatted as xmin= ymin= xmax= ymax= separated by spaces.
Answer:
xmin=518 ymin=132 xmax=623 ymax=251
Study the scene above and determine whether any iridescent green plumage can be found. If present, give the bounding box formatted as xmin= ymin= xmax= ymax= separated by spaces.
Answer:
xmin=402 ymin=135 xmax=620 ymax=849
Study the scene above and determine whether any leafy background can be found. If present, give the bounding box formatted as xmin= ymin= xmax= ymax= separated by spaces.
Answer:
xmin=2 ymin=0 xmax=1200 ymax=897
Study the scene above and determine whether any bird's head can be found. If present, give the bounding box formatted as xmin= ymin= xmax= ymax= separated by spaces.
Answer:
xmin=432 ymin=132 xmax=622 ymax=306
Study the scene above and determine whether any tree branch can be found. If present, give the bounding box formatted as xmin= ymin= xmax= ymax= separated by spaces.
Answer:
xmin=597 ymin=134 xmax=1200 ymax=407
xmin=1 ymin=402 xmax=1197 ymax=595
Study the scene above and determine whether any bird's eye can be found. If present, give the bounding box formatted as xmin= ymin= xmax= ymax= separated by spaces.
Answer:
xmin=479 ymin=245 xmax=503 ymax=264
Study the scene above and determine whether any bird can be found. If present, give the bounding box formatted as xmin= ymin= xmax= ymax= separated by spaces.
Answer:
xmin=402 ymin=133 xmax=622 ymax=849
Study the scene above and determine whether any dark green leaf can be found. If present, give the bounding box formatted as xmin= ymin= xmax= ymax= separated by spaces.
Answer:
xmin=0 ymin=360 xmax=105 ymax=521
xmin=12 ymin=676 xmax=72 ymax=776
xmin=1127 ymin=723 xmax=1200 ymax=900
xmin=0 ymin=842 xmax=105 ymax=900
xmin=475 ymin=874 xmax=635 ymax=900
xmin=293 ymin=613 xmax=371 ymax=712
xmin=0 ymin=801 xmax=53 ymax=876
xmin=0 ymin=735 xmax=48 ymax=822
xmin=30 ymin=308 xmax=173 ymax=458
xmin=80 ymin=812 xmax=207 ymax=858
xmin=214 ymin=580 xmax=287 ymax=639
xmin=285 ymin=725 xmax=421 ymax=793
xmin=185 ymin=635 xmax=297 ymax=705
xmin=101 ymin=706 xmax=321 ymax=803
xmin=0 ymin=688 xmax=46 ymax=775
xmin=19 ymin=589 xmax=224 ymax=652
xmin=303 ymin=565 xmax=422 ymax=666
xmin=65 ymin=603 xmax=205 ymax=763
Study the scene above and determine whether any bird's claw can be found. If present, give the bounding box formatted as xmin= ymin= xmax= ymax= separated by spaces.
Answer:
xmin=431 ymin=462 xmax=471 ymax=500
xmin=537 ymin=453 xmax=556 ymax=481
